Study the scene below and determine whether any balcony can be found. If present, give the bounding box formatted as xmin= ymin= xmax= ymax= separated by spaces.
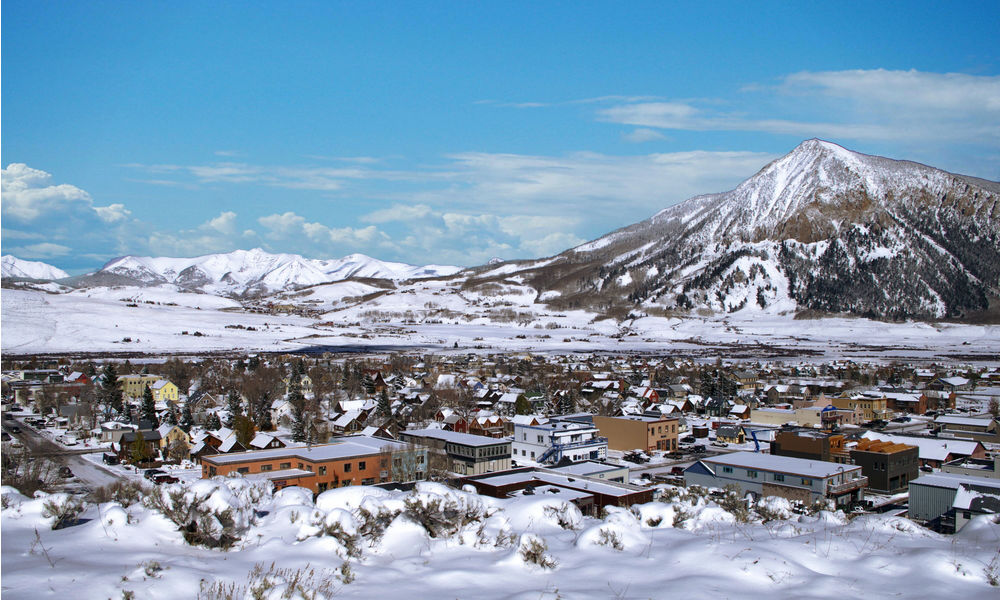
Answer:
xmin=827 ymin=476 xmax=868 ymax=495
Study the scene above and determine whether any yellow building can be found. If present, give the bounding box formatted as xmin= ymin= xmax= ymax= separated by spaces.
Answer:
xmin=150 ymin=379 xmax=179 ymax=403
xmin=120 ymin=374 xmax=164 ymax=398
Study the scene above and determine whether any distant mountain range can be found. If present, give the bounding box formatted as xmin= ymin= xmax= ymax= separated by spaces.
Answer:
xmin=2 ymin=249 xmax=461 ymax=297
xmin=1 ymin=255 xmax=70 ymax=281
xmin=5 ymin=140 xmax=999 ymax=321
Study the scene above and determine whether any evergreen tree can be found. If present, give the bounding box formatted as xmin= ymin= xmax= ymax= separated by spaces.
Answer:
xmin=255 ymin=391 xmax=274 ymax=431
xmin=100 ymin=364 xmax=124 ymax=417
xmin=140 ymin=385 xmax=160 ymax=427
xmin=377 ymin=388 xmax=391 ymax=419
xmin=289 ymin=374 xmax=307 ymax=442
xmin=558 ymin=391 xmax=575 ymax=415
xmin=514 ymin=395 xmax=531 ymax=415
xmin=179 ymin=402 xmax=194 ymax=433
xmin=165 ymin=408 xmax=178 ymax=426
xmin=225 ymin=389 xmax=242 ymax=428
xmin=206 ymin=412 xmax=222 ymax=431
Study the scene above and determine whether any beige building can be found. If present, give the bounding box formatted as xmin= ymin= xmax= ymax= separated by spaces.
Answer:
xmin=593 ymin=415 xmax=679 ymax=452
xmin=827 ymin=393 xmax=890 ymax=422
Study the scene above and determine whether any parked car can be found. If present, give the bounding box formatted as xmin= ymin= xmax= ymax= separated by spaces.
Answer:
xmin=690 ymin=446 xmax=706 ymax=454
xmin=9 ymin=425 xmax=21 ymax=434
xmin=670 ymin=466 xmax=685 ymax=476
xmin=1 ymin=432 xmax=10 ymax=441
xmin=143 ymin=468 xmax=166 ymax=481
xmin=152 ymin=473 xmax=179 ymax=485
xmin=102 ymin=453 xmax=120 ymax=465
xmin=710 ymin=441 xmax=728 ymax=448
xmin=623 ymin=451 xmax=650 ymax=464
xmin=58 ymin=466 xmax=74 ymax=478
xmin=681 ymin=436 xmax=696 ymax=444
xmin=891 ymin=416 xmax=911 ymax=423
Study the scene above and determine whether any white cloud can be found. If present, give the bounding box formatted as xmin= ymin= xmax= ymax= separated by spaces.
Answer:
xmin=94 ymin=203 xmax=132 ymax=223
xmin=362 ymin=204 xmax=433 ymax=223
xmin=622 ymin=128 xmax=666 ymax=143
xmin=259 ymin=211 xmax=387 ymax=248
xmin=1 ymin=163 xmax=93 ymax=221
xmin=206 ymin=211 xmax=238 ymax=235
xmin=598 ymin=69 xmax=1000 ymax=144
xmin=13 ymin=242 xmax=72 ymax=259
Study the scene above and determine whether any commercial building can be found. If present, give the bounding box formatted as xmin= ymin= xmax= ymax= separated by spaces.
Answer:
xmin=908 ymin=471 xmax=1000 ymax=532
xmin=200 ymin=434 xmax=425 ymax=493
xmin=399 ymin=428 xmax=511 ymax=476
xmin=463 ymin=466 xmax=653 ymax=515
xmin=848 ymin=438 xmax=918 ymax=493
xmin=513 ymin=418 xmax=607 ymax=465
xmin=592 ymin=414 xmax=678 ymax=452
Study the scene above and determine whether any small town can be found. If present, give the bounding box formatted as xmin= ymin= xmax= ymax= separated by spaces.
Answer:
xmin=4 ymin=352 xmax=998 ymax=534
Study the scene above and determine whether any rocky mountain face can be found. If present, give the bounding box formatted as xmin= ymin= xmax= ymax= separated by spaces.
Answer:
xmin=465 ymin=140 xmax=1000 ymax=321
xmin=67 ymin=248 xmax=461 ymax=297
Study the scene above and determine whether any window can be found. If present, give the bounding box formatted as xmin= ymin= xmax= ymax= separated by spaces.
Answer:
xmin=344 ymin=463 xmax=352 ymax=473
xmin=722 ymin=466 xmax=733 ymax=474
xmin=773 ymin=473 xmax=784 ymax=482
xmin=279 ymin=462 xmax=291 ymax=470
xmin=260 ymin=464 xmax=272 ymax=472
xmin=747 ymin=470 xmax=758 ymax=478
xmin=801 ymin=478 xmax=813 ymax=486
xmin=237 ymin=467 xmax=249 ymax=474
xmin=318 ymin=482 xmax=328 ymax=492
xmin=319 ymin=466 xmax=327 ymax=476
xmin=341 ymin=480 xmax=352 ymax=487
xmin=359 ymin=461 xmax=366 ymax=470
xmin=297 ymin=462 xmax=304 ymax=470
xmin=362 ymin=478 xmax=375 ymax=485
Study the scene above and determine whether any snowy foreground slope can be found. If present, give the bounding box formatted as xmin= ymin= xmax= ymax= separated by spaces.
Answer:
xmin=4 ymin=285 xmax=1000 ymax=361
xmin=3 ymin=481 xmax=999 ymax=599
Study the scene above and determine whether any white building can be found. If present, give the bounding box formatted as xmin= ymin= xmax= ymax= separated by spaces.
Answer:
xmin=513 ymin=419 xmax=607 ymax=465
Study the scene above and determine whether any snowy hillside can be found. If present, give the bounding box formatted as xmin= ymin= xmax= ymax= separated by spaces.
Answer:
xmin=3 ymin=480 xmax=999 ymax=599
xmin=74 ymin=248 xmax=461 ymax=296
xmin=1 ymin=255 xmax=69 ymax=280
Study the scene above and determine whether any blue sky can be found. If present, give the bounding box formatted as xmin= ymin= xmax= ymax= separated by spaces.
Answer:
xmin=3 ymin=1 xmax=999 ymax=273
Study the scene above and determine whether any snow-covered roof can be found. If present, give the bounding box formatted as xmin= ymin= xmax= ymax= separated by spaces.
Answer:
xmin=702 ymin=451 xmax=861 ymax=480
xmin=935 ymin=415 xmax=994 ymax=428
xmin=860 ymin=431 xmax=981 ymax=462
xmin=911 ymin=472 xmax=1000 ymax=491
xmin=201 ymin=435 xmax=409 ymax=465
xmin=403 ymin=428 xmax=510 ymax=447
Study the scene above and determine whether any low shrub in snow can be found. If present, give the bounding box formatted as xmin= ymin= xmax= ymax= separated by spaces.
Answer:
xmin=518 ymin=534 xmax=557 ymax=570
xmin=144 ymin=478 xmax=271 ymax=549
xmin=197 ymin=562 xmax=339 ymax=600
xmin=41 ymin=492 xmax=87 ymax=530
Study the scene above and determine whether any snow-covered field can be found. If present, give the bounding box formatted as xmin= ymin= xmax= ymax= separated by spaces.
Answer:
xmin=3 ymin=286 xmax=999 ymax=363
xmin=3 ymin=480 xmax=999 ymax=599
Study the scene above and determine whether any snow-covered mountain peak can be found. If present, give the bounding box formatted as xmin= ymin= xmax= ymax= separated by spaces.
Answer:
xmin=80 ymin=248 xmax=462 ymax=296
xmin=1 ymin=255 xmax=70 ymax=280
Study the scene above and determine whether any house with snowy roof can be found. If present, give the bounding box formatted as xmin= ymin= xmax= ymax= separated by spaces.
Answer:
xmin=685 ymin=451 xmax=867 ymax=506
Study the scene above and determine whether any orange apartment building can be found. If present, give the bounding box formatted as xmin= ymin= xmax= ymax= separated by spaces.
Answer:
xmin=593 ymin=414 xmax=679 ymax=452
xmin=200 ymin=435 xmax=426 ymax=494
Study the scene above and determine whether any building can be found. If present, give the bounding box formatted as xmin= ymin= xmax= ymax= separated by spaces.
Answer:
xmin=149 ymin=379 xmax=179 ymax=403
xmin=828 ymin=392 xmax=890 ymax=422
xmin=400 ymin=428 xmax=511 ymax=476
xmin=908 ymin=471 xmax=1000 ymax=532
xmin=592 ymin=414 xmax=678 ymax=452
xmin=513 ymin=418 xmax=607 ymax=465
xmin=199 ymin=434 xmax=425 ymax=493
xmin=684 ymin=451 xmax=867 ymax=506
xmin=119 ymin=374 xmax=166 ymax=398
xmin=547 ymin=460 xmax=630 ymax=483
xmin=941 ymin=455 xmax=1000 ymax=480
xmin=462 ymin=467 xmax=653 ymax=516
xmin=848 ymin=438 xmax=919 ymax=494
xmin=859 ymin=431 xmax=987 ymax=468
